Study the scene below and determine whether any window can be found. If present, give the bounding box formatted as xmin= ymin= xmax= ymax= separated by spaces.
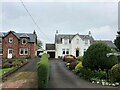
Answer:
xmin=9 ymin=38 xmax=13 ymax=43
xmin=20 ymin=48 xmax=24 ymax=55
xmin=76 ymin=39 xmax=79 ymax=44
xmin=24 ymin=48 xmax=28 ymax=55
xmin=84 ymin=49 xmax=86 ymax=53
xmin=62 ymin=49 xmax=65 ymax=54
xmin=22 ymin=38 xmax=26 ymax=44
xmin=64 ymin=39 xmax=68 ymax=44
xmin=0 ymin=48 xmax=3 ymax=54
xmin=66 ymin=49 xmax=69 ymax=54
xmin=20 ymin=48 xmax=28 ymax=55
xmin=85 ymin=39 xmax=88 ymax=45
xmin=0 ymin=38 xmax=2 ymax=43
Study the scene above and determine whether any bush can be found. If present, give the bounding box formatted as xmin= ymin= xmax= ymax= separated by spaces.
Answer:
xmin=83 ymin=42 xmax=118 ymax=70
xmin=76 ymin=56 xmax=83 ymax=61
xmin=2 ymin=62 xmax=10 ymax=68
xmin=78 ymin=68 xmax=107 ymax=80
xmin=63 ymin=55 xmax=76 ymax=61
xmin=37 ymin=53 xmax=49 ymax=88
xmin=117 ymin=56 xmax=120 ymax=63
xmin=110 ymin=64 xmax=120 ymax=82
xmin=66 ymin=58 xmax=75 ymax=63
xmin=69 ymin=61 xmax=77 ymax=70
xmin=79 ymin=68 xmax=93 ymax=80
xmin=75 ymin=61 xmax=83 ymax=73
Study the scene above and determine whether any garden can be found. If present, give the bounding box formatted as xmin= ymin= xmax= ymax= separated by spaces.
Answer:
xmin=0 ymin=58 xmax=28 ymax=77
xmin=63 ymin=42 xmax=120 ymax=87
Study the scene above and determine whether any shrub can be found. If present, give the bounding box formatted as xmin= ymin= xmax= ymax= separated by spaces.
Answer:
xmin=75 ymin=61 xmax=83 ymax=73
xmin=110 ymin=64 xmax=120 ymax=82
xmin=117 ymin=56 xmax=120 ymax=63
xmin=76 ymin=56 xmax=83 ymax=61
xmin=2 ymin=62 xmax=10 ymax=68
xmin=79 ymin=68 xmax=93 ymax=80
xmin=83 ymin=42 xmax=118 ymax=70
xmin=63 ymin=55 xmax=76 ymax=61
xmin=66 ymin=58 xmax=75 ymax=63
xmin=37 ymin=53 xmax=49 ymax=88
xmin=93 ymin=70 xmax=107 ymax=79
xmin=69 ymin=61 xmax=77 ymax=70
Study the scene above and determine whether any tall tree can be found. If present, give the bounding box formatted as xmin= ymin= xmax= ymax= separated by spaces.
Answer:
xmin=114 ymin=30 xmax=120 ymax=51
xmin=37 ymin=39 xmax=43 ymax=49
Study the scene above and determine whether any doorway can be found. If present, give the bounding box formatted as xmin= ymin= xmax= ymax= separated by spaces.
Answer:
xmin=8 ymin=48 xmax=13 ymax=59
xmin=76 ymin=49 xmax=79 ymax=57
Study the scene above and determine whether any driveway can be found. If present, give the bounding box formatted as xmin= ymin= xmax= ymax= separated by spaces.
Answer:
xmin=48 ymin=59 xmax=119 ymax=89
xmin=2 ymin=58 xmax=40 ymax=88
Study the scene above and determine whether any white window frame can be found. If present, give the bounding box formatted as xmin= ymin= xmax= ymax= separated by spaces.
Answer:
xmin=64 ymin=39 xmax=68 ymax=45
xmin=24 ymin=48 xmax=28 ymax=55
xmin=19 ymin=48 xmax=28 ymax=55
xmin=0 ymin=48 xmax=3 ymax=55
xmin=20 ymin=48 xmax=24 ymax=55
xmin=9 ymin=38 xmax=13 ymax=43
xmin=76 ymin=39 xmax=79 ymax=44
xmin=66 ymin=49 xmax=69 ymax=55
xmin=85 ymin=39 xmax=88 ymax=45
xmin=0 ymin=38 xmax=2 ymax=43
xmin=62 ymin=49 xmax=65 ymax=54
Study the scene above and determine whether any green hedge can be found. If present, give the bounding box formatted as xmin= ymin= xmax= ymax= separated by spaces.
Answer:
xmin=37 ymin=53 xmax=49 ymax=88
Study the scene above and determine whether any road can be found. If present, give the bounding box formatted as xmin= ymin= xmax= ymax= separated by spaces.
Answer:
xmin=2 ymin=58 xmax=39 ymax=88
xmin=48 ymin=59 xmax=119 ymax=89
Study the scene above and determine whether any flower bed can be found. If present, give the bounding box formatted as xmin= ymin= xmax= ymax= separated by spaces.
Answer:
xmin=63 ymin=55 xmax=120 ymax=87
xmin=1 ymin=59 xmax=28 ymax=80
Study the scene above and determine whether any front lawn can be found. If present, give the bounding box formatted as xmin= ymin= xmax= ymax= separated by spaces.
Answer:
xmin=0 ymin=67 xmax=16 ymax=76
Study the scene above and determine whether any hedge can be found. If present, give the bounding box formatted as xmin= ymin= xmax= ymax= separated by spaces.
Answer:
xmin=37 ymin=53 xmax=49 ymax=88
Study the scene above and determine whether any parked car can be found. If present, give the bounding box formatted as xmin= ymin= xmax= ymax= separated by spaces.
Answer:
xmin=38 ymin=52 xmax=43 ymax=58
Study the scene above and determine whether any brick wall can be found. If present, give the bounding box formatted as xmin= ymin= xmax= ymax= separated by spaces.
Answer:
xmin=3 ymin=33 xmax=19 ymax=58
xmin=2 ymin=32 xmax=37 ymax=59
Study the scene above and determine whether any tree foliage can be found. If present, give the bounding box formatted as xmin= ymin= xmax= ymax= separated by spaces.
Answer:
xmin=37 ymin=39 xmax=43 ymax=49
xmin=114 ymin=36 xmax=120 ymax=51
xmin=82 ymin=42 xmax=118 ymax=70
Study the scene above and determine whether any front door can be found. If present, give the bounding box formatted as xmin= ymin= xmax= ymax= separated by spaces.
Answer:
xmin=76 ymin=49 xmax=79 ymax=57
xmin=8 ymin=48 xmax=13 ymax=59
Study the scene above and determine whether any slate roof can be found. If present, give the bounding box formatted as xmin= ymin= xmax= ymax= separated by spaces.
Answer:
xmin=95 ymin=40 xmax=117 ymax=49
xmin=55 ymin=34 xmax=94 ymax=44
xmin=46 ymin=44 xmax=55 ymax=50
xmin=2 ymin=31 xmax=36 ymax=43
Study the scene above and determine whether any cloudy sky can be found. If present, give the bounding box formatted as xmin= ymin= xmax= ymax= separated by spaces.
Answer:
xmin=0 ymin=0 xmax=119 ymax=47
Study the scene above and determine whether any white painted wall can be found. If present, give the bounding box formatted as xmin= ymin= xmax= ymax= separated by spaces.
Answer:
xmin=55 ymin=34 xmax=91 ymax=58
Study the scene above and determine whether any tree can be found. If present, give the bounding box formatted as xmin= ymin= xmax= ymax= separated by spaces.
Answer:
xmin=37 ymin=39 xmax=43 ymax=49
xmin=114 ymin=37 xmax=120 ymax=51
xmin=82 ymin=42 xmax=118 ymax=70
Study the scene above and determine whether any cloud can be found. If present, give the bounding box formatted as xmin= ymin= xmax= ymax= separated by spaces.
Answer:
xmin=1 ymin=1 xmax=118 ymax=45
xmin=89 ymin=25 xmax=117 ymax=41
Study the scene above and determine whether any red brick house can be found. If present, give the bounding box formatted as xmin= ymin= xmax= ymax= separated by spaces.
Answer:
xmin=2 ymin=31 xmax=37 ymax=59
xmin=0 ymin=32 xmax=3 ymax=58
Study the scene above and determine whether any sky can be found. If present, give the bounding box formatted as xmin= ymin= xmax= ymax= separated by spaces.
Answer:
xmin=0 ymin=0 xmax=119 ymax=48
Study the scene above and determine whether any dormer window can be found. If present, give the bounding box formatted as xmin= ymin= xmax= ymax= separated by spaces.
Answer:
xmin=76 ymin=39 xmax=79 ymax=44
xmin=64 ymin=39 xmax=69 ymax=44
xmin=9 ymin=38 xmax=13 ymax=43
xmin=22 ymin=38 xmax=27 ymax=44
xmin=85 ymin=39 xmax=88 ymax=45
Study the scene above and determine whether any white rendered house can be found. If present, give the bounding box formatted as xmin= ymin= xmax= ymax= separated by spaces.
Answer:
xmin=46 ymin=31 xmax=94 ymax=58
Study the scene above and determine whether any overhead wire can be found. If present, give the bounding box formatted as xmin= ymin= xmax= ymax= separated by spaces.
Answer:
xmin=20 ymin=0 xmax=51 ymax=41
